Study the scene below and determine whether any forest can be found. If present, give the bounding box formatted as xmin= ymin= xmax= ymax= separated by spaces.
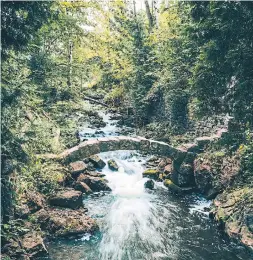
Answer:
xmin=1 ymin=1 xmax=253 ymax=259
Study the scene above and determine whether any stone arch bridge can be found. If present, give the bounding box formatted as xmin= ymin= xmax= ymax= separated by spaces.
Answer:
xmin=39 ymin=135 xmax=219 ymax=164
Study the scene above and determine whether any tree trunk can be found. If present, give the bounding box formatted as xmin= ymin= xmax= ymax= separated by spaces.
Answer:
xmin=144 ymin=0 xmax=153 ymax=31
xmin=153 ymin=0 xmax=159 ymax=28
xmin=67 ymin=40 xmax=73 ymax=88
xmin=165 ymin=0 xmax=169 ymax=9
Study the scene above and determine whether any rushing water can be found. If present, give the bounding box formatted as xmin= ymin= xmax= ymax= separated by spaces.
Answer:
xmin=46 ymin=107 xmax=251 ymax=260
xmin=47 ymin=151 xmax=250 ymax=260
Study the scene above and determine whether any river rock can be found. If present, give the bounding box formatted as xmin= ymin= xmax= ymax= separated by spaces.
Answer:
xmin=26 ymin=191 xmax=45 ymax=214
xmin=164 ymin=179 xmax=194 ymax=194
xmin=88 ymin=155 xmax=106 ymax=169
xmin=74 ymin=181 xmax=92 ymax=194
xmin=194 ymin=162 xmax=213 ymax=195
xmin=34 ymin=208 xmax=98 ymax=237
xmin=142 ymin=169 xmax=161 ymax=180
xmin=144 ymin=179 xmax=154 ymax=189
xmin=212 ymin=188 xmax=253 ymax=250
xmin=158 ymin=158 xmax=172 ymax=170
xmin=81 ymin=176 xmax=111 ymax=192
xmin=69 ymin=161 xmax=87 ymax=177
xmin=108 ymin=159 xmax=119 ymax=171
xmin=48 ymin=189 xmax=83 ymax=209
xmin=15 ymin=192 xmax=45 ymax=218
xmin=164 ymin=164 xmax=172 ymax=175
xmin=21 ymin=231 xmax=48 ymax=258
xmin=171 ymin=162 xmax=195 ymax=187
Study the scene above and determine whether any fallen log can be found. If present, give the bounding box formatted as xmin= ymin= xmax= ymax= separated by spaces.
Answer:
xmin=84 ymin=96 xmax=108 ymax=107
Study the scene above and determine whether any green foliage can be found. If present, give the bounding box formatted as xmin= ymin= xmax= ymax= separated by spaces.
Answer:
xmin=1 ymin=1 xmax=54 ymax=59
xmin=189 ymin=1 xmax=253 ymax=127
xmin=18 ymin=161 xmax=68 ymax=195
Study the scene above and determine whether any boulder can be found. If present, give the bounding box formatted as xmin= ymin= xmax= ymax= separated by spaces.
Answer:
xmin=74 ymin=182 xmax=92 ymax=194
xmin=81 ymin=176 xmax=111 ymax=192
xmin=144 ymin=179 xmax=154 ymax=190
xmin=164 ymin=179 xmax=194 ymax=194
xmin=164 ymin=164 xmax=172 ymax=175
xmin=69 ymin=161 xmax=87 ymax=177
xmin=142 ymin=169 xmax=161 ymax=180
xmin=77 ymin=173 xmax=88 ymax=182
xmin=171 ymin=162 xmax=195 ymax=187
xmin=88 ymin=155 xmax=106 ymax=169
xmin=21 ymin=231 xmax=48 ymax=258
xmin=35 ymin=208 xmax=98 ymax=237
xmin=194 ymin=162 xmax=213 ymax=195
xmin=212 ymin=188 xmax=253 ymax=250
xmin=15 ymin=192 xmax=45 ymax=218
xmin=158 ymin=173 xmax=166 ymax=182
xmin=146 ymin=156 xmax=159 ymax=167
xmin=48 ymin=189 xmax=83 ymax=209
xmin=163 ymin=179 xmax=182 ymax=193
xmin=108 ymin=159 xmax=119 ymax=171
xmin=26 ymin=191 xmax=45 ymax=213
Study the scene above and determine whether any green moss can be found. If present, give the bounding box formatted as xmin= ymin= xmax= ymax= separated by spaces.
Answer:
xmin=216 ymin=208 xmax=229 ymax=222
xmin=142 ymin=169 xmax=161 ymax=180
xmin=164 ymin=179 xmax=173 ymax=186
xmin=143 ymin=169 xmax=160 ymax=175
xmin=163 ymin=179 xmax=182 ymax=193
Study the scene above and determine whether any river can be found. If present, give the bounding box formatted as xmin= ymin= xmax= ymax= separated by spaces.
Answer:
xmin=46 ymin=108 xmax=250 ymax=260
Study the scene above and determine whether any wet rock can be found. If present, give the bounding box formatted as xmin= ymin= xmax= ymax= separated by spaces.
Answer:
xmin=77 ymin=173 xmax=87 ymax=182
xmin=88 ymin=155 xmax=106 ymax=169
xmin=142 ymin=169 xmax=161 ymax=180
xmin=108 ymin=159 xmax=119 ymax=171
xmin=35 ymin=208 xmax=98 ymax=237
xmin=109 ymin=114 xmax=122 ymax=120
xmin=158 ymin=173 xmax=166 ymax=182
xmin=21 ymin=231 xmax=48 ymax=258
xmin=69 ymin=161 xmax=87 ymax=177
xmin=164 ymin=179 xmax=194 ymax=194
xmin=145 ymin=179 xmax=154 ymax=189
xmin=171 ymin=162 xmax=195 ymax=187
xmin=48 ymin=189 xmax=83 ymax=209
xmin=90 ymin=117 xmax=106 ymax=128
xmin=89 ymin=171 xmax=105 ymax=177
xmin=81 ymin=176 xmax=111 ymax=192
xmin=213 ymin=188 xmax=253 ymax=250
xmin=164 ymin=164 xmax=172 ymax=175
xmin=158 ymin=158 xmax=171 ymax=170
xmin=95 ymin=130 xmax=105 ymax=135
xmin=194 ymin=162 xmax=213 ymax=195
xmin=163 ymin=179 xmax=182 ymax=193
xmin=87 ymin=110 xmax=99 ymax=117
xmin=74 ymin=181 xmax=92 ymax=194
